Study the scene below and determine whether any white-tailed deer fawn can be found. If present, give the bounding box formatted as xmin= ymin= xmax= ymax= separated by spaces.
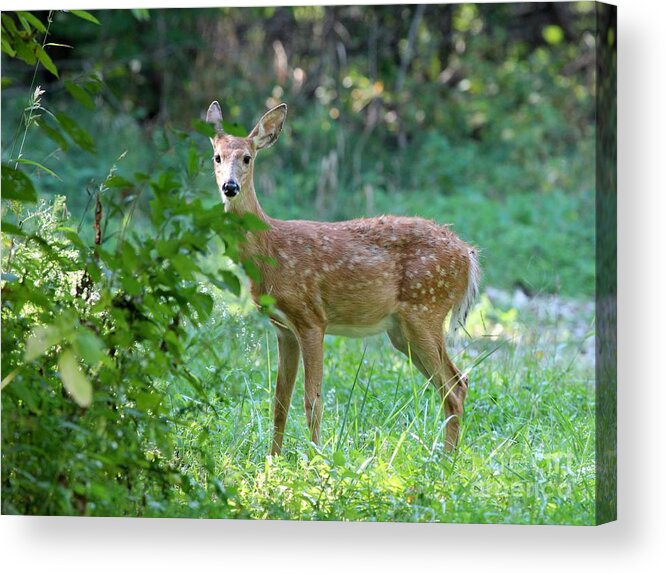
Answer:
xmin=206 ymin=101 xmax=480 ymax=454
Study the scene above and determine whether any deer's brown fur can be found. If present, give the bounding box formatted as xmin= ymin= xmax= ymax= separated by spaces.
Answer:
xmin=206 ymin=101 xmax=480 ymax=454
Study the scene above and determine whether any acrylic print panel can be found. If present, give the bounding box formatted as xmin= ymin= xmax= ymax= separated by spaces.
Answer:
xmin=1 ymin=2 xmax=616 ymax=524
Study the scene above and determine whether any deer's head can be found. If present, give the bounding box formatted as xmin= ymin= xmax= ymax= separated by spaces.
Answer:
xmin=206 ymin=101 xmax=287 ymax=207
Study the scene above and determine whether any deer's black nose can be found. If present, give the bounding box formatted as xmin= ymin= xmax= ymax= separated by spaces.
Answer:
xmin=222 ymin=180 xmax=240 ymax=197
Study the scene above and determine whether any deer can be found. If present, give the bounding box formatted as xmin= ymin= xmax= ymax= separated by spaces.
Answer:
xmin=205 ymin=101 xmax=480 ymax=455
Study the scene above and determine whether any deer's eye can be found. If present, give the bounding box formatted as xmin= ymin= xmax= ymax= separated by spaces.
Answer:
xmin=214 ymin=154 xmax=221 ymax=164
xmin=243 ymin=155 xmax=251 ymax=165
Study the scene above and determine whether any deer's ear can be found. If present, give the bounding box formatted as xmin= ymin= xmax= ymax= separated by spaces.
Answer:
xmin=206 ymin=101 xmax=223 ymax=144
xmin=249 ymin=104 xmax=287 ymax=150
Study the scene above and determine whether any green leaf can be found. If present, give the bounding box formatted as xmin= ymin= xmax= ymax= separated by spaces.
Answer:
xmin=135 ymin=391 xmax=162 ymax=412
xmin=187 ymin=146 xmax=200 ymax=178
xmin=73 ymin=330 xmax=105 ymax=365
xmin=120 ymin=242 xmax=139 ymax=269
xmin=1 ymin=164 xmax=37 ymax=202
xmin=333 ymin=450 xmax=346 ymax=467
xmin=171 ymin=253 xmax=197 ymax=279
xmin=35 ymin=45 xmax=58 ymax=77
xmin=84 ymin=74 xmax=103 ymax=94
xmin=65 ymin=80 xmax=95 ymax=109
xmin=25 ymin=325 xmax=63 ymax=361
xmin=1 ymin=36 xmax=16 ymax=57
xmin=105 ymin=174 xmax=133 ymax=188
xmin=220 ymin=270 xmax=241 ymax=297
xmin=55 ymin=113 xmax=96 ymax=153
xmin=16 ymin=157 xmax=61 ymax=180
xmin=222 ymin=120 xmax=247 ymax=137
xmin=131 ymin=9 xmax=151 ymax=22
xmin=69 ymin=10 xmax=100 ymax=25
xmin=1 ymin=221 xmax=25 ymax=236
xmin=242 ymin=258 xmax=262 ymax=283
xmin=37 ymin=120 xmax=69 ymax=151
xmin=59 ymin=228 xmax=86 ymax=249
xmin=239 ymin=213 xmax=270 ymax=232
xmin=156 ymin=239 xmax=177 ymax=258
xmin=191 ymin=119 xmax=216 ymax=138
xmin=16 ymin=12 xmax=31 ymax=32
xmin=191 ymin=292 xmax=213 ymax=319
xmin=121 ymin=274 xmax=143 ymax=296
xmin=13 ymin=37 xmax=37 ymax=66
xmin=1 ymin=14 xmax=19 ymax=37
xmin=258 ymin=294 xmax=276 ymax=307
xmin=58 ymin=349 xmax=93 ymax=408
xmin=16 ymin=11 xmax=47 ymax=33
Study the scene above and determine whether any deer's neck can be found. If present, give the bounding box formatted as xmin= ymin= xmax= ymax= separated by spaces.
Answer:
xmin=225 ymin=184 xmax=274 ymax=261
xmin=225 ymin=184 xmax=269 ymax=223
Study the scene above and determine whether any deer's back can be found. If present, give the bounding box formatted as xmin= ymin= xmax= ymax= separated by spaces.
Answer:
xmin=252 ymin=215 xmax=472 ymax=331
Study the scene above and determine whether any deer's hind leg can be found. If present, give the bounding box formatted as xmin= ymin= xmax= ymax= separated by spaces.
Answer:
xmin=387 ymin=311 xmax=467 ymax=449
xmin=386 ymin=325 xmax=430 ymax=380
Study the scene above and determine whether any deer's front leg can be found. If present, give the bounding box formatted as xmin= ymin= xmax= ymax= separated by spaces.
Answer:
xmin=298 ymin=327 xmax=325 ymax=446
xmin=271 ymin=327 xmax=301 ymax=456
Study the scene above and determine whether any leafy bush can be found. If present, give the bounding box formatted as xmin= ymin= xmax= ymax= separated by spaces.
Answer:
xmin=1 ymin=11 xmax=261 ymax=516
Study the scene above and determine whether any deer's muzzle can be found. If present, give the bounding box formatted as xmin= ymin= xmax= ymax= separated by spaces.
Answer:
xmin=222 ymin=180 xmax=240 ymax=198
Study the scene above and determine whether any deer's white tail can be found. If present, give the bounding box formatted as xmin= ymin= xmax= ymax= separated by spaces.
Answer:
xmin=448 ymin=247 xmax=481 ymax=339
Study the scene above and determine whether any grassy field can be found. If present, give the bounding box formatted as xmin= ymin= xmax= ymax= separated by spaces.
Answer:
xmin=144 ymin=286 xmax=595 ymax=524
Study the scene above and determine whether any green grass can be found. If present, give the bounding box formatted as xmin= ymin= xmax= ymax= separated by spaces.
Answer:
xmin=146 ymin=290 xmax=595 ymax=524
